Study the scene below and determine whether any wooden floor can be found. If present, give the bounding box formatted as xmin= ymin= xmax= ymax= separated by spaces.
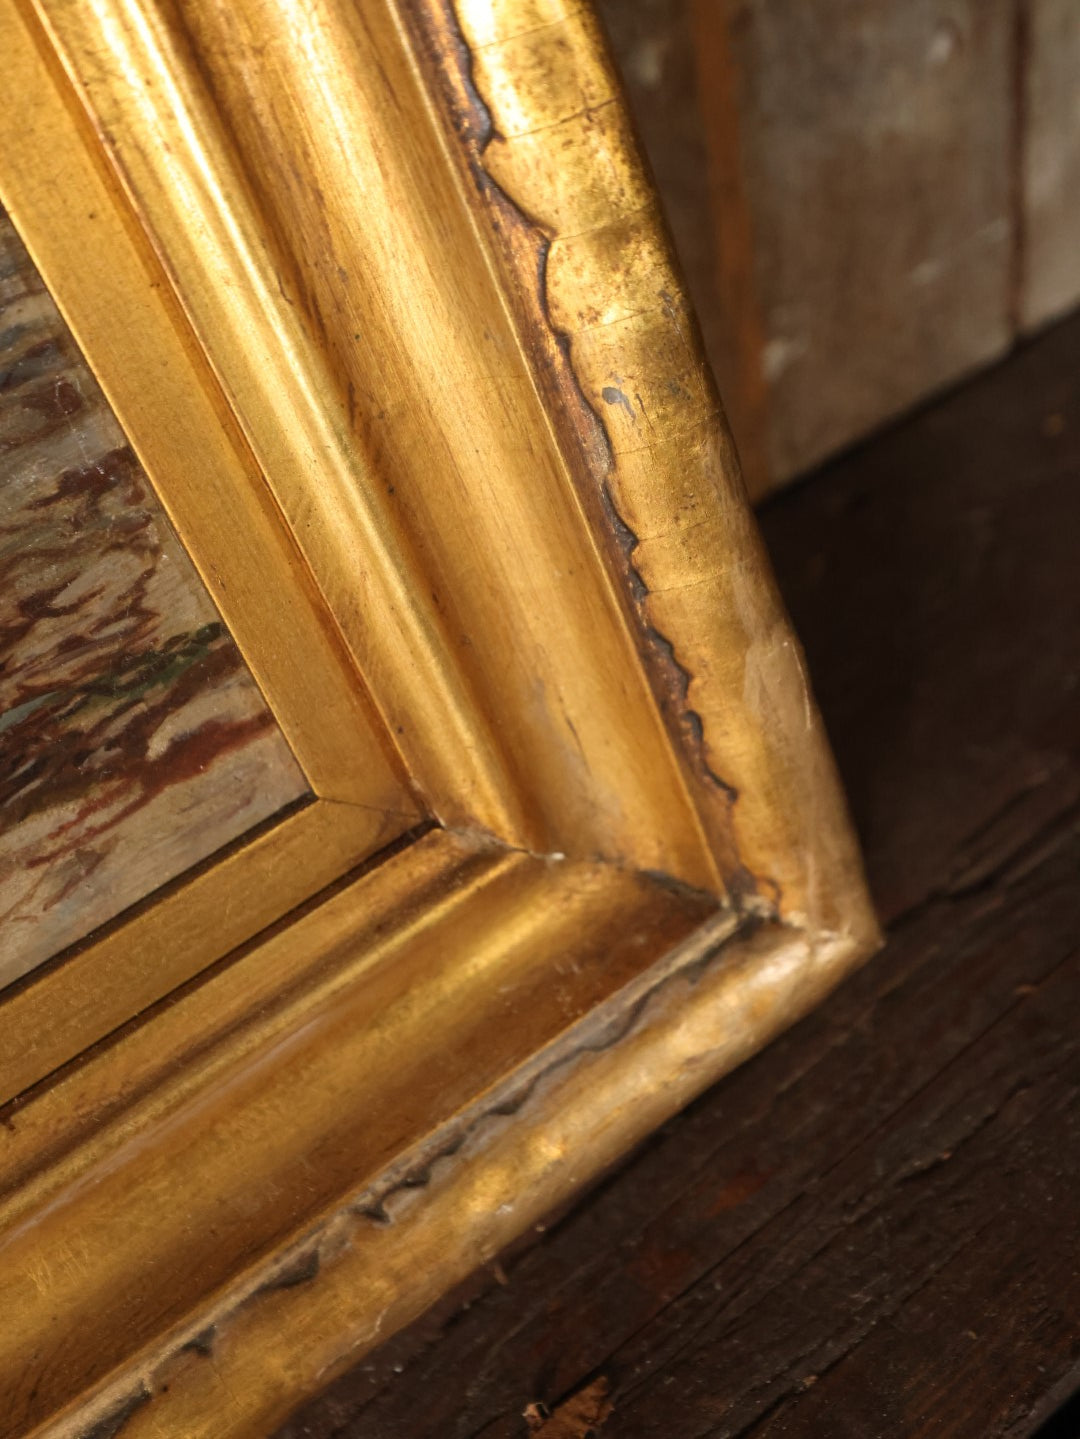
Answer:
xmin=276 ymin=313 xmax=1080 ymax=1439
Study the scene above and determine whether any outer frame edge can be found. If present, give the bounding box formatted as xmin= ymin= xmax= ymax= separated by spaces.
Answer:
xmin=36 ymin=912 xmax=869 ymax=1439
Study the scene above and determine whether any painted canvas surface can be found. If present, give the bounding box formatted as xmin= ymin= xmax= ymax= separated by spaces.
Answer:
xmin=0 ymin=207 xmax=308 ymax=989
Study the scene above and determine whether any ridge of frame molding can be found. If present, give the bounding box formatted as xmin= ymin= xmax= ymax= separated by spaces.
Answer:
xmin=0 ymin=0 xmax=879 ymax=1433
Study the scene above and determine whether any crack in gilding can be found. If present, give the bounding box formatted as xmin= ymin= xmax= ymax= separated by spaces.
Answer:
xmin=79 ymin=905 xmax=750 ymax=1437
xmin=414 ymin=0 xmax=751 ymax=904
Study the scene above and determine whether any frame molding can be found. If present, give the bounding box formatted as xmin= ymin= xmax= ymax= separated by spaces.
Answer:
xmin=0 ymin=4 xmax=421 ymax=1088
xmin=24 ymin=0 xmax=742 ymax=885
xmin=0 ymin=803 xmax=419 ymax=1102
xmin=0 ymin=0 xmax=879 ymax=1433
xmin=412 ymin=0 xmax=875 ymax=936
xmin=4 ymin=838 xmax=859 ymax=1439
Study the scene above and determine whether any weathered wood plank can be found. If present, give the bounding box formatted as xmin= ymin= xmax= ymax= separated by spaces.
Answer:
xmin=1021 ymin=0 xmax=1080 ymax=331
xmin=274 ymin=310 xmax=1080 ymax=1439
xmin=596 ymin=0 xmax=771 ymax=495
xmin=600 ymin=0 xmax=1019 ymax=495
xmin=724 ymin=0 xmax=1015 ymax=484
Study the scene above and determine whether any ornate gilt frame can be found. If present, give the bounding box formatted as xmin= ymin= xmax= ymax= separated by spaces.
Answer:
xmin=0 ymin=1 xmax=879 ymax=1434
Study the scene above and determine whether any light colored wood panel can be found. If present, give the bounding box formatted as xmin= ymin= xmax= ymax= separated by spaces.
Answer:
xmin=602 ymin=0 xmax=1017 ymax=492
xmin=705 ymin=0 xmax=1015 ymax=485
xmin=1022 ymin=0 xmax=1080 ymax=330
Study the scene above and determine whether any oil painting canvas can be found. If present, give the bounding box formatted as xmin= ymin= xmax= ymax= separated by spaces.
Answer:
xmin=0 ymin=206 xmax=308 ymax=989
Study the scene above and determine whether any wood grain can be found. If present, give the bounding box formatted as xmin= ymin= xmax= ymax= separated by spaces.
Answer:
xmin=273 ymin=307 xmax=1080 ymax=1439
xmin=1021 ymin=0 xmax=1080 ymax=331
xmin=600 ymin=0 xmax=1021 ymax=494
xmin=593 ymin=0 xmax=770 ymax=495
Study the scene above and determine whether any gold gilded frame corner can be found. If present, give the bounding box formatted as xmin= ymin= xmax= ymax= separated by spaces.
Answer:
xmin=0 ymin=0 xmax=880 ymax=1434
xmin=0 ymin=0 xmax=423 ymax=1094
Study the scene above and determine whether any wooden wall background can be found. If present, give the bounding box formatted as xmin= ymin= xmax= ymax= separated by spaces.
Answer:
xmin=598 ymin=0 xmax=1080 ymax=498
